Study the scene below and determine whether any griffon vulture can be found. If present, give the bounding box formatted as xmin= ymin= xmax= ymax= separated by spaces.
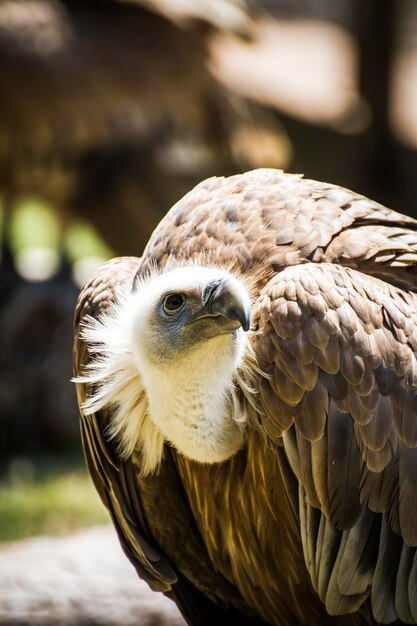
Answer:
xmin=74 ymin=169 xmax=417 ymax=625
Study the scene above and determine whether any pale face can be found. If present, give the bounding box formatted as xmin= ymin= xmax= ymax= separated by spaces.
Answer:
xmin=128 ymin=266 xmax=252 ymax=464
xmin=79 ymin=265 xmax=254 ymax=471
xmin=130 ymin=266 xmax=251 ymax=367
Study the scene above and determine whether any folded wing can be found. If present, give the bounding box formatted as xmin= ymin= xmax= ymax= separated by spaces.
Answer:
xmin=255 ymin=261 xmax=417 ymax=623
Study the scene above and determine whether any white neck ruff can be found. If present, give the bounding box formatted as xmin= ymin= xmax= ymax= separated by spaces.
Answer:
xmin=76 ymin=289 xmax=259 ymax=475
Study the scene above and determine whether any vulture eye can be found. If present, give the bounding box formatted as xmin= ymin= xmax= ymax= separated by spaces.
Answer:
xmin=163 ymin=293 xmax=185 ymax=314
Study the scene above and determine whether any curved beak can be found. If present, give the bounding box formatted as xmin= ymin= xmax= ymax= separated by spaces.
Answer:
xmin=202 ymin=277 xmax=251 ymax=332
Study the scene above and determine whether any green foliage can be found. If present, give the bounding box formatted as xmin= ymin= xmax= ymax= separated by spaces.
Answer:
xmin=65 ymin=219 xmax=113 ymax=263
xmin=0 ymin=454 xmax=109 ymax=543
xmin=9 ymin=198 xmax=60 ymax=252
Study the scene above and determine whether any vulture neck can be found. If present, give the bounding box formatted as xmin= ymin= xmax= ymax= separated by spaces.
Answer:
xmin=140 ymin=333 xmax=247 ymax=464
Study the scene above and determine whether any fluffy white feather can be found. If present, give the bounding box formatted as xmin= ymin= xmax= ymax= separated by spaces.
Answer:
xmin=77 ymin=266 xmax=259 ymax=475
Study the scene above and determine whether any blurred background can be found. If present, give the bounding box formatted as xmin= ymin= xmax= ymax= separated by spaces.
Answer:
xmin=1 ymin=0 xmax=417 ymax=622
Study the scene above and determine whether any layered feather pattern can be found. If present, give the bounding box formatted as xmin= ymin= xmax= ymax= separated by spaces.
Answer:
xmin=74 ymin=170 xmax=417 ymax=625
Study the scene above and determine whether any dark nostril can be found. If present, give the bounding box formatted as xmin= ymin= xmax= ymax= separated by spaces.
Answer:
xmin=203 ymin=277 xmax=251 ymax=331
xmin=202 ymin=279 xmax=223 ymax=309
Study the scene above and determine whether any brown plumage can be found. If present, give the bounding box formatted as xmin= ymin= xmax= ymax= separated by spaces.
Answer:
xmin=74 ymin=169 xmax=417 ymax=625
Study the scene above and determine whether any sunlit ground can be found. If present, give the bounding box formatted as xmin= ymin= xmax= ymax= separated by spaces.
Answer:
xmin=0 ymin=453 xmax=109 ymax=543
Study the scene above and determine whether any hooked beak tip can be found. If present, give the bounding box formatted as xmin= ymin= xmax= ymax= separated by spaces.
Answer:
xmin=241 ymin=313 xmax=251 ymax=332
xmin=203 ymin=277 xmax=251 ymax=332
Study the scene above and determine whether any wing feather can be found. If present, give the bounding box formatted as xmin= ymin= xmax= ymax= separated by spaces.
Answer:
xmin=143 ymin=170 xmax=417 ymax=296
xmin=315 ymin=513 xmax=341 ymax=604
xmin=371 ymin=518 xmax=403 ymax=624
xmin=395 ymin=543 xmax=415 ymax=623
xmin=335 ymin=506 xmax=378 ymax=597
xmin=327 ymin=403 xmax=362 ymax=530
xmin=73 ymin=256 xmax=179 ymax=590
xmin=255 ymin=261 xmax=417 ymax=621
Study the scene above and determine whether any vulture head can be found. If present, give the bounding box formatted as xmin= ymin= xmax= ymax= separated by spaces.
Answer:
xmin=81 ymin=265 xmax=253 ymax=474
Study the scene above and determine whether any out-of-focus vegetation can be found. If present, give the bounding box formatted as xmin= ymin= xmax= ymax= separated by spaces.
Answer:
xmin=10 ymin=199 xmax=60 ymax=250
xmin=0 ymin=202 xmax=111 ymax=543
xmin=0 ymin=452 xmax=108 ymax=542
xmin=2 ymin=197 xmax=113 ymax=285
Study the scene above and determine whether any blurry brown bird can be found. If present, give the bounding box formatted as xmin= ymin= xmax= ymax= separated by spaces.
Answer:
xmin=74 ymin=169 xmax=417 ymax=625
xmin=0 ymin=0 xmax=284 ymax=255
